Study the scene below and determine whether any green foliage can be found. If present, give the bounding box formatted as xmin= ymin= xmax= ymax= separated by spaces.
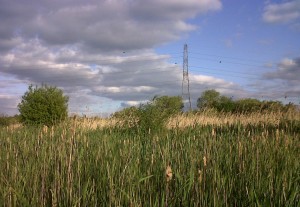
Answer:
xmin=112 ymin=106 xmax=140 ymax=127
xmin=234 ymin=98 xmax=262 ymax=113
xmin=113 ymin=96 xmax=183 ymax=130
xmin=215 ymin=96 xmax=235 ymax=112
xmin=283 ymin=102 xmax=297 ymax=113
xmin=197 ymin=89 xmax=221 ymax=109
xmin=18 ymin=84 xmax=69 ymax=126
xmin=151 ymin=95 xmax=183 ymax=118
xmin=1 ymin=117 xmax=299 ymax=206
xmin=0 ymin=115 xmax=11 ymax=126
xmin=112 ymin=106 xmax=139 ymax=119
xmin=138 ymin=96 xmax=183 ymax=130
xmin=197 ymin=89 xmax=236 ymax=113
xmin=0 ymin=115 xmax=20 ymax=126
xmin=234 ymin=99 xmax=294 ymax=114
xmin=197 ymin=89 xmax=296 ymax=114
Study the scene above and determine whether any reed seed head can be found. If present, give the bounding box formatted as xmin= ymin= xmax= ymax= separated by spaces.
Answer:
xmin=203 ymin=156 xmax=207 ymax=167
xmin=198 ymin=170 xmax=203 ymax=184
xmin=166 ymin=165 xmax=172 ymax=182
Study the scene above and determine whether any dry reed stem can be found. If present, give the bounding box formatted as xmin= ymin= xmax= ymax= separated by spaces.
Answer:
xmin=6 ymin=124 xmax=22 ymax=131
xmin=76 ymin=117 xmax=119 ymax=130
xmin=165 ymin=165 xmax=173 ymax=207
xmin=167 ymin=111 xmax=300 ymax=129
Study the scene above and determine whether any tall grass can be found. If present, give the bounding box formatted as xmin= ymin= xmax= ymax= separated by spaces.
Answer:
xmin=0 ymin=114 xmax=299 ymax=206
xmin=167 ymin=110 xmax=300 ymax=128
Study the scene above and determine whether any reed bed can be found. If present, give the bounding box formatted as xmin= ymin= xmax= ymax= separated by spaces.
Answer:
xmin=167 ymin=111 xmax=300 ymax=128
xmin=0 ymin=114 xmax=299 ymax=206
xmin=73 ymin=117 xmax=120 ymax=130
xmin=70 ymin=116 xmax=139 ymax=130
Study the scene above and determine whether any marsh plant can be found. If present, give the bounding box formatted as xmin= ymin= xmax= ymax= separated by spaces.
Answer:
xmin=0 ymin=112 xmax=299 ymax=206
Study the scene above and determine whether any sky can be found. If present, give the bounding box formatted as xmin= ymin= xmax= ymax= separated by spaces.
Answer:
xmin=0 ymin=0 xmax=300 ymax=116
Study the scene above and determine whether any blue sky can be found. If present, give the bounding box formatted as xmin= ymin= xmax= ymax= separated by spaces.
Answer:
xmin=0 ymin=0 xmax=300 ymax=116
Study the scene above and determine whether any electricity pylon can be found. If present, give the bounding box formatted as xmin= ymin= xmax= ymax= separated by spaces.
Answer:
xmin=182 ymin=43 xmax=192 ymax=111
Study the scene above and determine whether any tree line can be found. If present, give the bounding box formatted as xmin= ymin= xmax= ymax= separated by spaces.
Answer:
xmin=1 ymin=85 xmax=296 ymax=127
xmin=196 ymin=89 xmax=296 ymax=114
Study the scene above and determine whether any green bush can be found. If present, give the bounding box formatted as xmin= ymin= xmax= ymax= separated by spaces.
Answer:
xmin=138 ymin=96 xmax=183 ymax=130
xmin=197 ymin=89 xmax=220 ymax=110
xmin=215 ymin=96 xmax=235 ymax=113
xmin=114 ymin=96 xmax=183 ymax=130
xmin=197 ymin=90 xmax=236 ymax=113
xmin=197 ymin=89 xmax=295 ymax=114
xmin=18 ymin=84 xmax=69 ymax=126
xmin=234 ymin=98 xmax=262 ymax=113
xmin=0 ymin=115 xmax=20 ymax=126
xmin=112 ymin=106 xmax=140 ymax=127
xmin=0 ymin=115 xmax=12 ymax=126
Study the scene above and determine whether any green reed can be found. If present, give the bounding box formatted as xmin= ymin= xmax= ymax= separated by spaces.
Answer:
xmin=0 ymin=119 xmax=299 ymax=206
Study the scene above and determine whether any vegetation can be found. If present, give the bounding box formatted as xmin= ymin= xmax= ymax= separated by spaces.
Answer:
xmin=18 ymin=84 xmax=69 ymax=126
xmin=113 ymin=95 xmax=183 ymax=130
xmin=197 ymin=89 xmax=223 ymax=110
xmin=0 ymin=90 xmax=299 ymax=206
xmin=197 ymin=89 xmax=296 ymax=114
xmin=138 ymin=96 xmax=183 ymax=130
xmin=0 ymin=115 xmax=20 ymax=127
xmin=0 ymin=112 xmax=299 ymax=206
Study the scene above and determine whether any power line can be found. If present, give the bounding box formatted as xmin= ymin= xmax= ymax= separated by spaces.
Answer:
xmin=1 ymin=66 xmax=295 ymax=95
xmin=188 ymin=51 xmax=268 ymax=65
xmin=189 ymin=68 xmax=261 ymax=80
xmin=188 ymin=55 xmax=270 ymax=68
xmin=2 ymin=51 xmax=299 ymax=99
xmin=6 ymin=64 xmax=260 ymax=84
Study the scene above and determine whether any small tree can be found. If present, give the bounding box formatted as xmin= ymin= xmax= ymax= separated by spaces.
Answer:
xmin=234 ymin=98 xmax=261 ymax=113
xmin=112 ymin=106 xmax=140 ymax=127
xmin=215 ymin=96 xmax=235 ymax=112
xmin=18 ymin=84 xmax=69 ymax=126
xmin=152 ymin=96 xmax=183 ymax=118
xmin=197 ymin=89 xmax=221 ymax=110
xmin=138 ymin=96 xmax=183 ymax=130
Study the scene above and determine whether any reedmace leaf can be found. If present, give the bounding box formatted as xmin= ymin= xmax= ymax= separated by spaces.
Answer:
xmin=138 ymin=175 xmax=154 ymax=183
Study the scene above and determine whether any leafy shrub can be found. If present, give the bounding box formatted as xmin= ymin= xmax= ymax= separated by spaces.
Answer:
xmin=234 ymin=98 xmax=262 ymax=113
xmin=197 ymin=90 xmax=236 ymax=113
xmin=197 ymin=89 xmax=295 ymax=114
xmin=112 ymin=106 xmax=140 ymax=127
xmin=138 ymin=96 xmax=183 ymax=130
xmin=215 ymin=96 xmax=235 ymax=113
xmin=0 ymin=115 xmax=20 ymax=126
xmin=197 ymin=89 xmax=220 ymax=110
xmin=113 ymin=96 xmax=183 ymax=130
xmin=0 ymin=115 xmax=12 ymax=126
xmin=18 ymin=84 xmax=69 ymax=126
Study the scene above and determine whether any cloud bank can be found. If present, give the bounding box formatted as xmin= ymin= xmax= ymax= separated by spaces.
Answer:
xmin=262 ymin=57 xmax=300 ymax=98
xmin=263 ymin=1 xmax=300 ymax=24
xmin=1 ymin=0 xmax=297 ymax=116
xmin=0 ymin=0 xmax=222 ymax=53
xmin=0 ymin=0 xmax=230 ymax=115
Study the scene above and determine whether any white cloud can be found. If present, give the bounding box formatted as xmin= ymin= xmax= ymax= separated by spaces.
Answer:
xmin=0 ymin=0 xmax=244 ymax=115
xmin=2 ymin=0 xmax=221 ymax=52
xmin=258 ymin=57 xmax=300 ymax=100
xmin=263 ymin=1 xmax=300 ymax=23
xmin=0 ymin=38 xmax=240 ymax=115
xmin=264 ymin=57 xmax=300 ymax=80
xmin=0 ymin=94 xmax=20 ymax=115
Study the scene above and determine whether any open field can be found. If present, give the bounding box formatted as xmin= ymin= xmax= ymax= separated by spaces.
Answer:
xmin=0 ymin=112 xmax=299 ymax=206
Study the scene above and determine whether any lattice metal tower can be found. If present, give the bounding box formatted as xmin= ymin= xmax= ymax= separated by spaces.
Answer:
xmin=182 ymin=43 xmax=192 ymax=111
